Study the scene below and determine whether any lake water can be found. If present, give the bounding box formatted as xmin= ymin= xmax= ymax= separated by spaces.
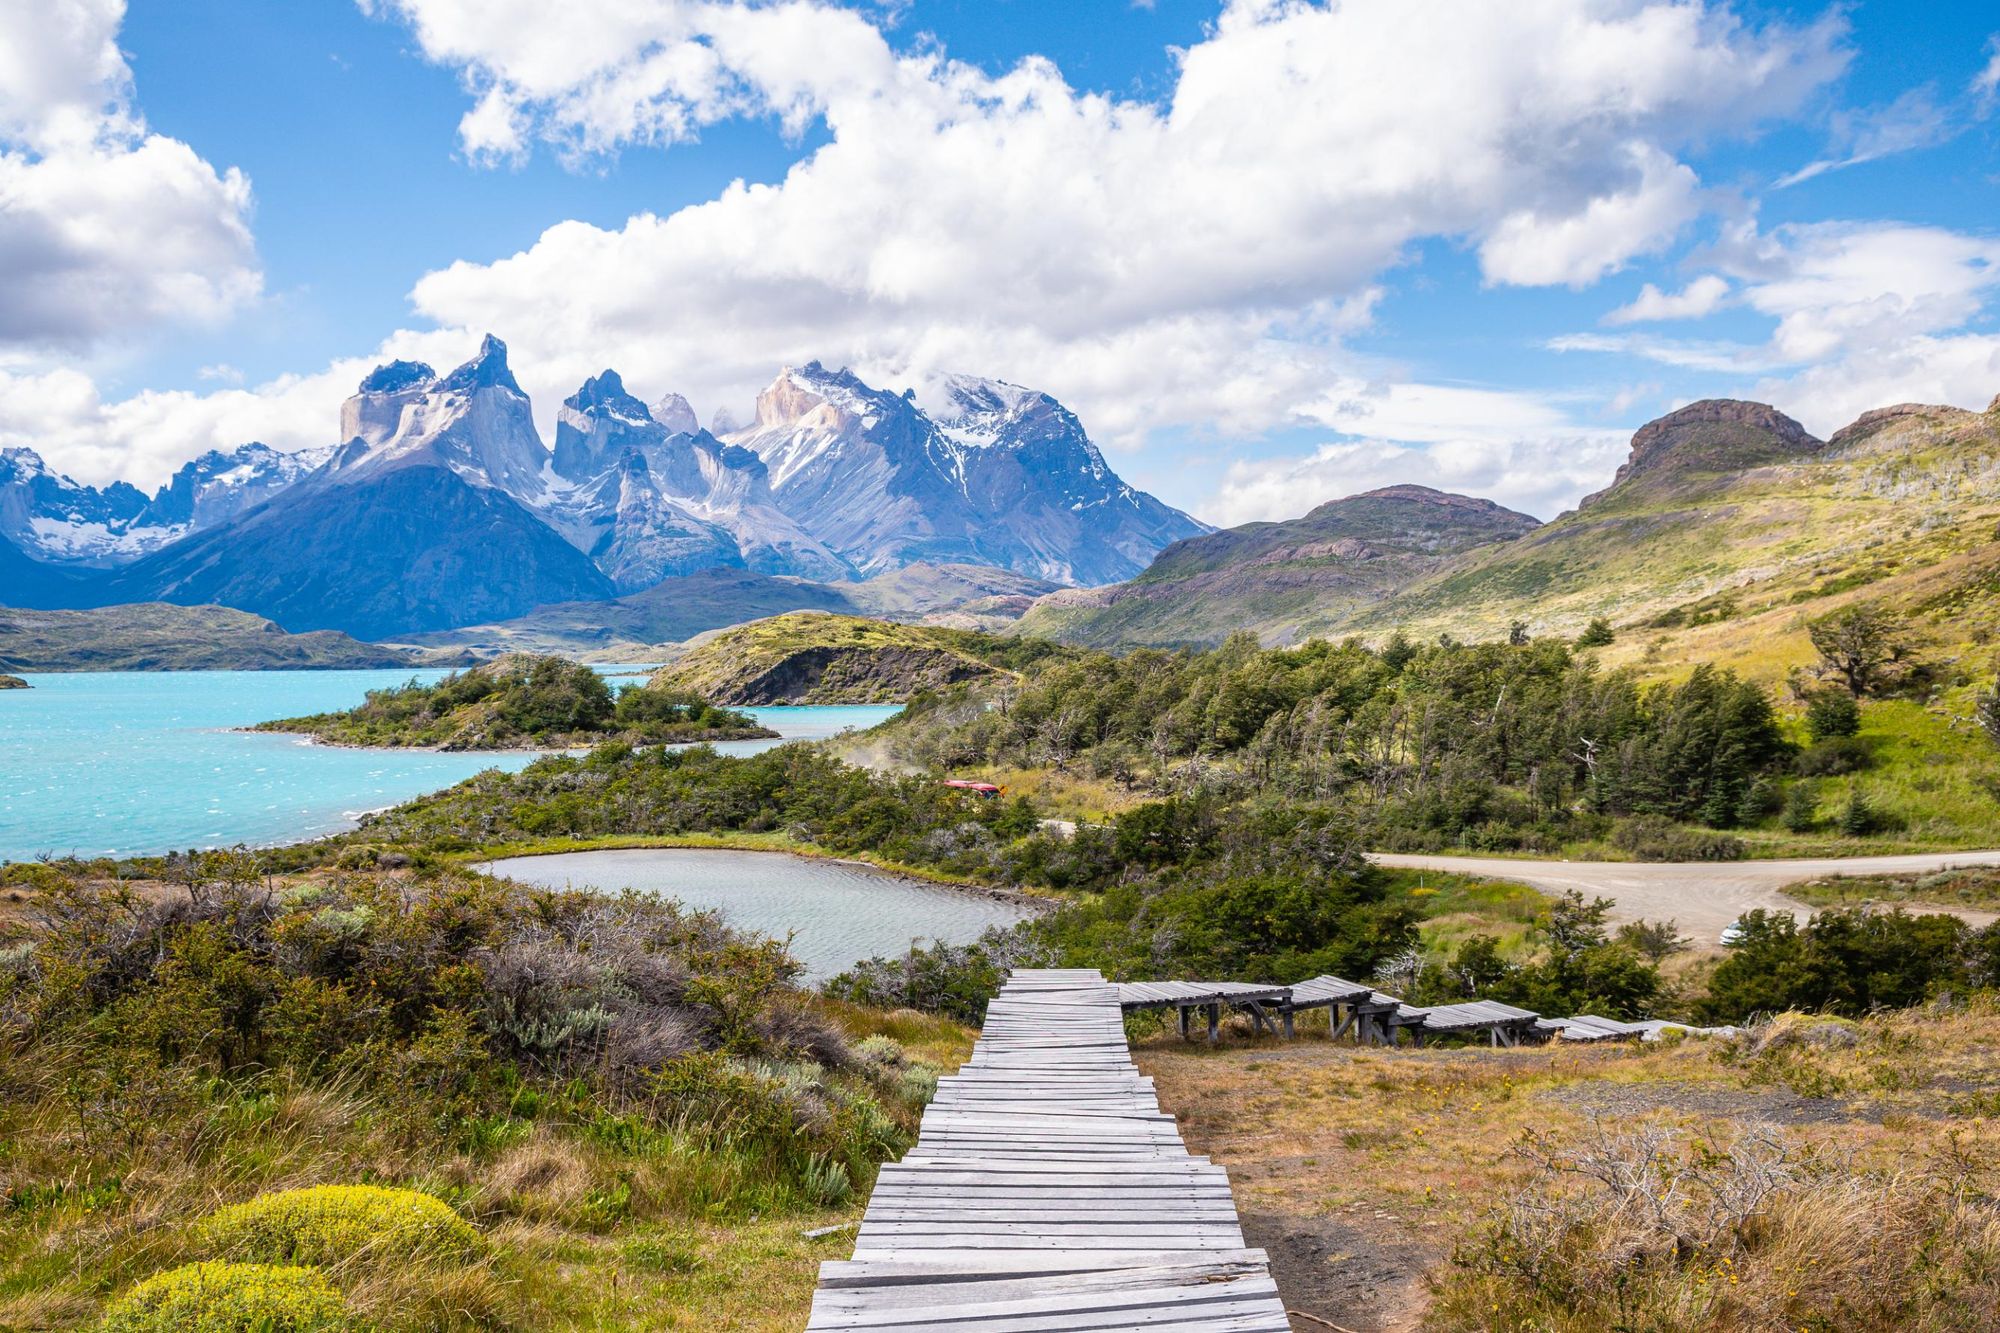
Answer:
xmin=0 ymin=669 xmax=897 ymax=862
xmin=479 ymin=848 xmax=1034 ymax=979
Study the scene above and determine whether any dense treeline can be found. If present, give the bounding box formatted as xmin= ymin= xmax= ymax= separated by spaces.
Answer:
xmin=890 ymin=633 xmax=1790 ymax=854
xmin=256 ymin=655 xmax=772 ymax=749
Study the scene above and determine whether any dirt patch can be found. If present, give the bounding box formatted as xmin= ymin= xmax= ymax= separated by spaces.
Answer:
xmin=1240 ymin=1208 xmax=1434 ymax=1333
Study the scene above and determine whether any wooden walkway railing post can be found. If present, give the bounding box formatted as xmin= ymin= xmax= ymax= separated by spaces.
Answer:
xmin=805 ymin=968 xmax=1292 ymax=1332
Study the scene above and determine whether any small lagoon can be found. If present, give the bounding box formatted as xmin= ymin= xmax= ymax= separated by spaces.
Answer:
xmin=0 ymin=669 xmax=896 ymax=862
xmin=479 ymin=848 xmax=1034 ymax=979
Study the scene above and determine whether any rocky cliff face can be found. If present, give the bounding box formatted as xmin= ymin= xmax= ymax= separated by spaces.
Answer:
xmin=326 ymin=336 xmax=552 ymax=501
xmin=1577 ymin=399 xmax=1823 ymax=510
xmin=547 ymin=368 xmax=847 ymax=587
xmin=722 ymin=364 xmax=1207 ymax=583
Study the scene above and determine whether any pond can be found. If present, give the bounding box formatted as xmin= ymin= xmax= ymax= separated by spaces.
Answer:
xmin=478 ymin=847 xmax=1034 ymax=979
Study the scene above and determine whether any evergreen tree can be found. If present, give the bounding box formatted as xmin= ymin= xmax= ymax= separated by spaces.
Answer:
xmin=1781 ymin=781 xmax=1818 ymax=833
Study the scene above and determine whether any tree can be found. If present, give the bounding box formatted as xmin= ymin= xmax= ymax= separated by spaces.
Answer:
xmin=1839 ymin=787 xmax=1876 ymax=838
xmin=1804 ymin=689 xmax=1861 ymax=741
xmin=1575 ymin=618 xmax=1616 ymax=649
xmin=1806 ymin=604 xmax=1909 ymax=696
xmin=1508 ymin=621 xmax=1532 ymax=646
xmin=1781 ymin=781 xmax=1818 ymax=833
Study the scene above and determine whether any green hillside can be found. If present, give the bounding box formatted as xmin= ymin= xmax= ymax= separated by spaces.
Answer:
xmin=256 ymin=653 xmax=772 ymax=749
xmin=1015 ymin=485 xmax=1538 ymax=648
xmin=649 ymin=612 xmax=1069 ymax=704
xmin=1020 ymin=397 xmax=2000 ymax=691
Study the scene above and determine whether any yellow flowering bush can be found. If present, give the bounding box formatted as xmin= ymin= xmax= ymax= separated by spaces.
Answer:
xmin=99 ymin=1261 xmax=349 ymax=1332
xmin=202 ymin=1185 xmax=482 ymax=1266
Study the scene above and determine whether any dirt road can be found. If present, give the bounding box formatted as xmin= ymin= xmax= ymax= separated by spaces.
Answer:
xmin=1371 ymin=850 xmax=2000 ymax=942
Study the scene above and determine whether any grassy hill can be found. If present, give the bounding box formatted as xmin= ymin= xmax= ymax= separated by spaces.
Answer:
xmin=255 ymin=653 xmax=773 ymax=749
xmin=648 ymin=612 xmax=1068 ymax=704
xmin=0 ymin=603 xmax=422 ymax=671
xmin=1020 ymin=397 xmax=2000 ymax=692
xmin=1016 ymin=485 xmax=1539 ymax=648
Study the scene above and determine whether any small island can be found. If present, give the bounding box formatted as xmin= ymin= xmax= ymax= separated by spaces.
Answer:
xmin=253 ymin=654 xmax=776 ymax=750
xmin=0 ymin=674 xmax=29 ymax=689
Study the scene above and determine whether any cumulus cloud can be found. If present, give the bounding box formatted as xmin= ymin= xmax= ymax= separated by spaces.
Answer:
xmin=1605 ymin=274 xmax=1733 ymax=324
xmin=377 ymin=0 xmax=1846 ymax=455
xmin=0 ymin=328 xmax=472 ymax=489
xmin=1210 ymin=380 xmax=1631 ymax=524
xmin=1562 ymin=219 xmax=2000 ymax=434
xmin=0 ymin=0 xmax=260 ymax=349
xmin=13 ymin=0 xmax=1861 ymax=508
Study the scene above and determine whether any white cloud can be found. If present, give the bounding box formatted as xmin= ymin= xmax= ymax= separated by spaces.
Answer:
xmin=1774 ymin=86 xmax=1953 ymax=188
xmin=377 ymin=0 xmax=1846 ymax=451
xmin=1478 ymin=147 xmax=1703 ymax=288
xmin=1560 ymin=219 xmax=2000 ymax=434
xmin=1977 ymin=38 xmax=2000 ymax=107
xmin=0 ymin=328 xmax=471 ymax=489
xmin=1605 ymin=274 xmax=1733 ymax=324
xmin=1210 ymin=380 xmax=1631 ymax=525
xmin=0 ymin=1 xmax=260 ymax=350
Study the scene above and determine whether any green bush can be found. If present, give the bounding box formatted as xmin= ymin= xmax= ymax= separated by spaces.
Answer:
xmin=100 ymin=1262 xmax=349 ymax=1333
xmin=1805 ymin=689 xmax=1862 ymax=741
xmin=201 ymin=1185 xmax=482 ymax=1266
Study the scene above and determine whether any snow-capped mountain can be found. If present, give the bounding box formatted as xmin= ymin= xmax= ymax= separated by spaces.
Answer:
xmin=326 ymin=335 xmax=552 ymax=500
xmin=549 ymin=368 xmax=847 ymax=587
xmin=138 ymin=442 xmax=332 ymax=531
xmin=11 ymin=336 xmax=1205 ymax=637
xmin=721 ymin=363 xmax=1208 ymax=583
xmin=1 ymin=441 xmax=326 ymax=567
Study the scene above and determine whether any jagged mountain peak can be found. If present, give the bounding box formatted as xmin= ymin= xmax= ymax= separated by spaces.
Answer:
xmin=566 ymin=369 xmax=652 ymax=424
xmin=754 ymin=362 xmax=880 ymax=429
xmin=929 ymin=373 xmax=1047 ymax=425
xmin=436 ymin=334 xmax=522 ymax=395
xmin=357 ymin=360 xmax=436 ymax=395
xmin=650 ymin=392 xmax=698 ymax=437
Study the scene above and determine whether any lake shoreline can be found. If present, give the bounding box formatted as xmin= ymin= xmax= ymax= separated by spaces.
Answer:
xmin=467 ymin=835 xmax=1054 ymax=915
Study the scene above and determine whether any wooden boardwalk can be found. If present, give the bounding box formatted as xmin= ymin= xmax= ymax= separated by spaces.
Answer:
xmin=806 ymin=968 xmax=1292 ymax=1332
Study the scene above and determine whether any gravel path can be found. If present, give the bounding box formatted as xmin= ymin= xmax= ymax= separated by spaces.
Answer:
xmin=1370 ymin=850 xmax=2000 ymax=943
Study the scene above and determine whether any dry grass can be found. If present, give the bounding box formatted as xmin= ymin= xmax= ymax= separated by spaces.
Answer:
xmin=1135 ymin=998 xmax=2000 ymax=1331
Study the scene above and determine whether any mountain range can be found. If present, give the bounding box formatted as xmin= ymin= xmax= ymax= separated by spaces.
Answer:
xmin=1016 ymin=395 xmax=2000 ymax=678
xmin=0 ymin=337 xmax=1206 ymax=638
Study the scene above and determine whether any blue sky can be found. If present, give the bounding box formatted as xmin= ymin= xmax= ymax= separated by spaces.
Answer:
xmin=4 ymin=0 xmax=1999 ymax=525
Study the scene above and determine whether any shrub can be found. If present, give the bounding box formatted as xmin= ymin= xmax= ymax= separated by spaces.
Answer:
xmin=201 ymin=1185 xmax=482 ymax=1267
xmin=1611 ymin=815 xmax=1745 ymax=862
xmin=100 ymin=1262 xmax=349 ymax=1333
xmin=1804 ymin=688 xmax=1862 ymax=740
xmin=1795 ymin=735 xmax=1871 ymax=776
xmin=1574 ymin=618 xmax=1615 ymax=648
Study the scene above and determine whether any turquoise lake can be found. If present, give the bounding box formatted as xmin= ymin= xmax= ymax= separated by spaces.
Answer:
xmin=0 ymin=670 xmax=897 ymax=862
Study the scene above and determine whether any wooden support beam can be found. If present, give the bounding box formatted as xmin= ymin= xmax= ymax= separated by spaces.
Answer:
xmin=1206 ymin=1003 xmax=1219 ymax=1045
xmin=1179 ymin=1005 xmax=1191 ymax=1041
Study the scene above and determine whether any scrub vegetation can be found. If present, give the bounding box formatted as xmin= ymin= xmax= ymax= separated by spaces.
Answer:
xmin=255 ymin=654 xmax=773 ymax=749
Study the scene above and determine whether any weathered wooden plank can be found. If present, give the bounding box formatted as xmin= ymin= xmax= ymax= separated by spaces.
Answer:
xmin=806 ymin=970 xmax=1295 ymax=1333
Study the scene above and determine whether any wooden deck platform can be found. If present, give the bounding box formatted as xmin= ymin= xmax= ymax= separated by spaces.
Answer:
xmin=807 ymin=968 xmax=1292 ymax=1332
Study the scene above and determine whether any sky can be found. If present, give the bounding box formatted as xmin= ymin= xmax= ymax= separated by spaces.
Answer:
xmin=2 ymin=0 xmax=1998 ymax=528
